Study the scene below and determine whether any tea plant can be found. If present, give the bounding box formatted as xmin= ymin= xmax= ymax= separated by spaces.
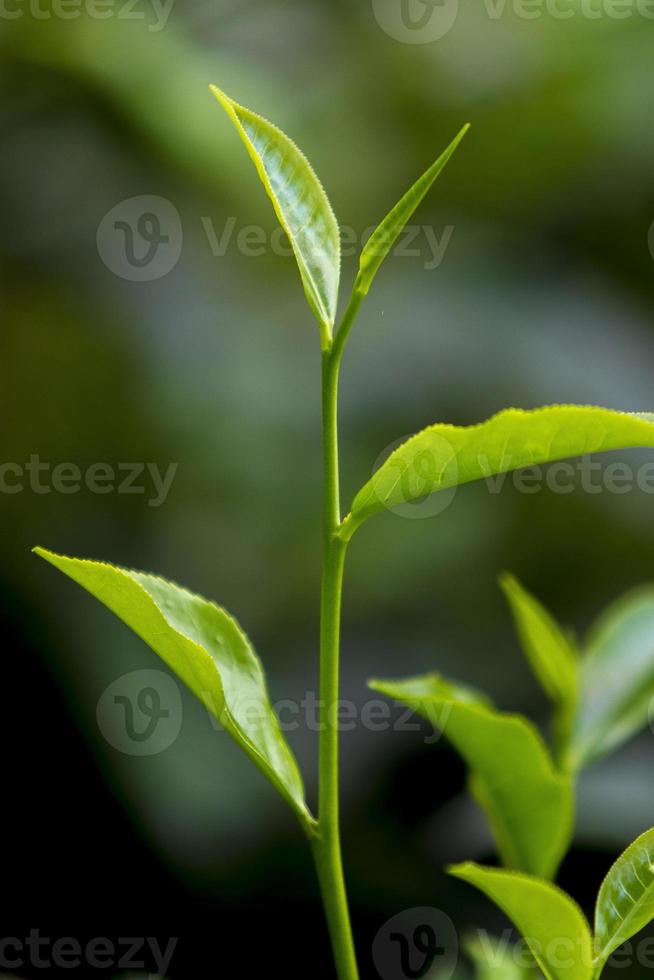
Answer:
xmin=452 ymin=825 xmax=654 ymax=980
xmin=34 ymin=88 xmax=654 ymax=980
xmin=373 ymin=579 xmax=654 ymax=977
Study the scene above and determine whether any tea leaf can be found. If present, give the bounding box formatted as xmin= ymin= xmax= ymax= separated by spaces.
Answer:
xmin=339 ymin=407 xmax=654 ymax=540
xmin=34 ymin=547 xmax=315 ymax=832
xmin=210 ymin=85 xmax=340 ymax=343
xmin=500 ymin=573 xmax=578 ymax=760
xmin=450 ymin=864 xmax=593 ymax=980
xmin=594 ymin=826 xmax=654 ymax=975
xmin=369 ymin=673 xmax=573 ymax=878
xmin=571 ymin=588 xmax=654 ymax=768
xmin=356 ymin=125 xmax=469 ymax=297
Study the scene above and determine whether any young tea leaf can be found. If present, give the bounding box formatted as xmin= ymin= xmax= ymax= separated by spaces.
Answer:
xmin=500 ymin=574 xmax=577 ymax=705
xmin=450 ymin=863 xmax=594 ymax=980
xmin=369 ymin=674 xmax=573 ymax=879
xmin=210 ymin=85 xmax=340 ymax=344
xmin=339 ymin=407 xmax=654 ymax=540
xmin=594 ymin=826 xmax=654 ymax=976
xmin=355 ymin=124 xmax=469 ymax=297
xmin=34 ymin=547 xmax=315 ymax=833
xmin=500 ymin=573 xmax=578 ymax=761
xmin=571 ymin=588 xmax=654 ymax=768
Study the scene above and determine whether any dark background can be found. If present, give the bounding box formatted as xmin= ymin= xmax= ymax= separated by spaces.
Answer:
xmin=2 ymin=1 xmax=654 ymax=977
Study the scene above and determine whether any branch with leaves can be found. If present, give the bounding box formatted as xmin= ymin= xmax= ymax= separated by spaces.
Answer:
xmin=375 ymin=578 xmax=654 ymax=978
xmin=34 ymin=88 xmax=654 ymax=980
xmin=452 ymin=828 xmax=654 ymax=980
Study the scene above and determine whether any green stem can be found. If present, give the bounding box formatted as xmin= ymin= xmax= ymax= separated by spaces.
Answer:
xmin=311 ymin=342 xmax=359 ymax=980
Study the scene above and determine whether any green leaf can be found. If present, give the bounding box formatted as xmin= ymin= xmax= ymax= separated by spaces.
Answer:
xmin=355 ymin=124 xmax=469 ymax=297
xmin=450 ymin=863 xmax=593 ymax=980
xmin=34 ymin=547 xmax=315 ymax=833
xmin=210 ymin=85 xmax=340 ymax=344
xmin=339 ymin=407 xmax=654 ymax=540
xmin=500 ymin=574 xmax=577 ymax=706
xmin=369 ymin=673 xmax=573 ymax=878
xmin=571 ymin=588 xmax=654 ymax=768
xmin=464 ymin=932 xmax=539 ymax=979
xmin=594 ymin=826 xmax=654 ymax=976
xmin=499 ymin=573 xmax=578 ymax=761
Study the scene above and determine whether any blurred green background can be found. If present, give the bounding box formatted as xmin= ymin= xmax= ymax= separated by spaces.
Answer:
xmin=2 ymin=1 xmax=654 ymax=976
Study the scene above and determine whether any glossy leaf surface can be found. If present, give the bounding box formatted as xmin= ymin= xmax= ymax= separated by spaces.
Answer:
xmin=355 ymin=124 xmax=469 ymax=297
xmin=340 ymin=407 xmax=654 ymax=540
xmin=211 ymin=85 xmax=340 ymax=340
xmin=594 ymin=826 xmax=654 ymax=975
xmin=369 ymin=673 xmax=573 ymax=878
xmin=35 ymin=547 xmax=314 ymax=831
xmin=572 ymin=588 xmax=654 ymax=767
xmin=450 ymin=863 xmax=593 ymax=980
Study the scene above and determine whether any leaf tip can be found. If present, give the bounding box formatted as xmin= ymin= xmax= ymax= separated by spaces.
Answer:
xmin=367 ymin=677 xmax=386 ymax=694
xmin=447 ymin=861 xmax=477 ymax=881
xmin=209 ymin=84 xmax=239 ymax=121
xmin=498 ymin=570 xmax=519 ymax=594
xmin=33 ymin=546 xmax=70 ymax=570
xmin=208 ymin=82 xmax=228 ymax=103
xmin=450 ymin=122 xmax=471 ymax=149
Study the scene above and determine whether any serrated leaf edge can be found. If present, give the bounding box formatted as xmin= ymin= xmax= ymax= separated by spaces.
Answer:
xmin=369 ymin=674 xmax=574 ymax=877
xmin=210 ymin=84 xmax=340 ymax=335
xmin=34 ymin=546 xmax=317 ymax=833
xmin=338 ymin=406 xmax=654 ymax=540
xmin=593 ymin=826 xmax=654 ymax=971
xmin=449 ymin=862 xmax=594 ymax=980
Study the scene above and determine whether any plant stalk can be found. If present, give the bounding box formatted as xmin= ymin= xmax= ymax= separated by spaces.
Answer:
xmin=311 ymin=344 xmax=359 ymax=980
